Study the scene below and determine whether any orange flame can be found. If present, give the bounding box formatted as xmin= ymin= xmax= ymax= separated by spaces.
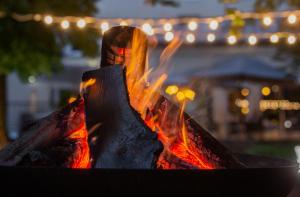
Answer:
xmin=65 ymin=98 xmax=91 ymax=169
xmin=127 ymin=29 xmax=216 ymax=169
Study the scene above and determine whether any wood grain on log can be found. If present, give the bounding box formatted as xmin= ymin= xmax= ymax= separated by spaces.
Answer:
xmin=83 ymin=66 xmax=162 ymax=169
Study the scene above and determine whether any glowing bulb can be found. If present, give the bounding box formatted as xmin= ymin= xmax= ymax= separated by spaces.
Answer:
xmin=120 ymin=20 xmax=128 ymax=26
xmin=227 ymin=35 xmax=237 ymax=45
xmin=241 ymin=107 xmax=249 ymax=115
xmin=270 ymin=34 xmax=279 ymax=44
xmin=284 ymin=120 xmax=292 ymax=129
xmin=61 ymin=20 xmax=70 ymax=29
xmin=100 ymin=22 xmax=109 ymax=33
xmin=288 ymin=14 xmax=297 ymax=24
xmin=183 ymin=89 xmax=196 ymax=101
xmin=165 ymin=85 xmax=178 ymax=95
xmin=28 ymin=76 xmax=36 ymax=84
xmin=44 ymin=15 xmax=53 ymax=25
xmin=76 ymin=19 xmax=86 ymax=29
xmin=188 ymin=21 xmax=198 ymax=31
xmin=261 ymin=86 xmax=271 ymax=96
xmin=142 ymin=23 xmax=154 ymax=36
xmin=207 ymin=33 xmax=216 ymax=42
xmin=241 ymin=88 xmax=250 ymax=97
xmin=186 ymin=33 xmax=195 ymax=43
xmin=176 ymin=91 xmax=186 ymax=102
xmin=287 ymin=35 xmax=297 ymax=45
xmin=263 ymin=16 xmax=272 ymax=26
xmin=163 ymin=23 xmax=173 ymax=31
xmin=209 ymin=20 xmax=219 ymax=30
xmin=248 ymin=35 xmax=258 ymax=45
xmin=164 ymin=32 xmax=174 ymax=42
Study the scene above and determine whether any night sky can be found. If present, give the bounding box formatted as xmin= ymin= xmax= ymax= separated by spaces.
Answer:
xmin=96 ymin=0 xmax=256 ymax=18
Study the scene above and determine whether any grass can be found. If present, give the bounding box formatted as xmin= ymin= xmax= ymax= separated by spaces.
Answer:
xmin=246 ymin=142 xmax=299 ymax=160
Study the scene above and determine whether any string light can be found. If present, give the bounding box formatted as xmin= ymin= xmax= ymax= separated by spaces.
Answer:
xmin=209 ymin=20 xmax=219 ymax=30
xmin=188 ymin=21 xmax=198 ymax=31
xmin=227 ymin=35 xmax=237 ymax=45
xmin=100 ymin=22 xmax=109 ymax=33
xmin=262 ymin=16 xmax=273 ymax=26
xmin=207 ymin=33 xmax=216 ymax=42
xmin=164 ymin=31 xmax=174 ymax=42
xmin=5 ymin=10 xmax=300 ymax=46
xmin=270 ymin=34 xmax=279 ymax=44
xmin=186 ymin=33 xmax=195 ymax=43
xmin=287 ymin=14 xmax=297 ymax=24
xmin=287 ymin=35 xmax=297 ymax=45
xmin=163 ymin=23 xmax=173 ymax=31
xmin=142 ymin=23 xmax=154 ymax=36
xmin=120 ymin=20 xmax=128 ymax=26
xmin=43 ymin=15 xmax=53 ymax=25
xmin=248 ymin=35 xmax=258 ymax=45
xmin=61 ymin=20 xmax=70 ymax=29
xmin=76 ymin=19 xmax=86 ymax=29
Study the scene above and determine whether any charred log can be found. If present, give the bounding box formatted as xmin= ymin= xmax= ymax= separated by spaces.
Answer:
xmin=82 ymin=66 xmax=162 ymax=169
xmin=99 ymin=26 xmax=244 ymax=169
xmin=0 ymin=98 xmax=90 ymax=168
xmin=150 ymin=97 xmax=245 ymax=169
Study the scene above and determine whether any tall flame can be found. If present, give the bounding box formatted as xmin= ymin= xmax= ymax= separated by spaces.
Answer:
xmin=126 ymin=29 xmax=215 ymax=169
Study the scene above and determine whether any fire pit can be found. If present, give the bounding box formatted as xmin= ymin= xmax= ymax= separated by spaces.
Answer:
xmin=0 ymin=154 xmax=297 ymax=196
xmin=0 ymin=26 xmax=298 ymax=196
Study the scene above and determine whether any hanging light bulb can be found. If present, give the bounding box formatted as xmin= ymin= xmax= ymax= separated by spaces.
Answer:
xmin=142 ymin=23 xmax=154 ymax=36
xmin=270 ymin=34 xmax=279 ymax=44
xmin=248 ymin=35 xmax=258 ymax=46
xmin=61 ymin=20 xmax=70 ymax=29
xmin=209 ymin=20 xmax=219 ymax=30
xmin=207 ymin=33 xmax=216 ymax=42
xmin=186 ymin=33 xmax=195 ymax=43
xmin=120 ymin=20 xmax=128 ymax=26
xmin=287 ymin=35 xmax=297 ymax=45
xmin=227 ymin=35 xmax=237 ymax=45
xmin=164 ymin=31 xmax=174 ymax=42
xmin=262 ymin=16 xmax=273 ymax=26
xmin=76 ymin=18 xmax=86 ymax=29
xmin=44 ymin=15 xmax=53 ymax=25
xmin=188 ymin=21 xmax=198 ymax=31
xmin=163 ymin=23 xmax=173 ymax=32
xmin=100 ymin=22 xmax=109 ymax=34
xmin=287 ymin=14 xmax=297 ymax=25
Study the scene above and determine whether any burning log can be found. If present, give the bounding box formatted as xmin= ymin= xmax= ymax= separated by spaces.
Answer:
xmin=82 ymin=66 xmax=162 ymax=168
xmin=0 ymin=98 xmax=90 ymax=168
xmin=149 ymin=97 xmax=244 ymax=169
xmin=100 ymin=26 xmax=245 ymax=169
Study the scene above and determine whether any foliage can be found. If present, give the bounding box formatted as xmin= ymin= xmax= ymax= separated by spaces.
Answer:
xmin=0 ymin=0 xmax=99 ymax=80
xmin=254 ymin=0 xmax=300 ymax=70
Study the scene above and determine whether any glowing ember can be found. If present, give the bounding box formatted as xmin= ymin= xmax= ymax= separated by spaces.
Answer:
xmin=65 ymin=98 xmax=90 ymax=169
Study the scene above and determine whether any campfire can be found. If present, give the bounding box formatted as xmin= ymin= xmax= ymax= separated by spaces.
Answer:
xmin=0 ymin=26 xmax=244 ymax=169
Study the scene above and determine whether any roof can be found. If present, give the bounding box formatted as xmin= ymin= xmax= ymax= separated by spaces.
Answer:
xmin=192 ymin=57 xmax=291 ymax=81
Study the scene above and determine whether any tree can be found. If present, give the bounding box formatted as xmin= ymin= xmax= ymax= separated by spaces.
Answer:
xmin=254 ymin=0 xmax=300 ymax=71
xmin=0 ymin=0 xmax=100 ymax=148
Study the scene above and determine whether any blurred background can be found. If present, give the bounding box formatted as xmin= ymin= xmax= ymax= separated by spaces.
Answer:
xmin=0 ymin=0 xmax=299 ymax=195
